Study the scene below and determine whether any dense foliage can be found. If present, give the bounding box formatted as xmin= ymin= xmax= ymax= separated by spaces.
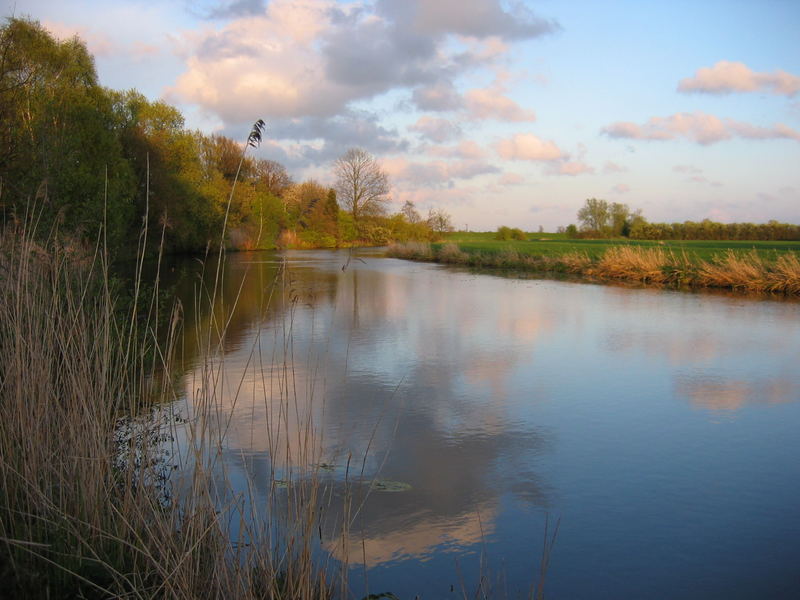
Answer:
xmin=0 ymin=18 xmax=440 ymax=255
xmin=569 ymin=198 xmax=799 ymax=241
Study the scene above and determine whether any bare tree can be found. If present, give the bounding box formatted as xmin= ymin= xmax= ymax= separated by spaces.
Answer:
xmin=255 ymin=158 xmax=292 ymax=197
xmin=334 ymin=148 xmax=390 ymax=222
xmin=401 ymin=200 xmax=421 ymax=223
xmin=427 ymin=207 xmax=454 ymax=234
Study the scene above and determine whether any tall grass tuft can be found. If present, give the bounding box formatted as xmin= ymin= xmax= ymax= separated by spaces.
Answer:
xmin=767 ymin=252 xmax=800 ymax=294
xmin=588 ymin=246 xmax=688 ymax=284
xmin=0 ymin=213 xmax=346 ymax=597
xmin=697 ymin=250 xmax=770 ymax=291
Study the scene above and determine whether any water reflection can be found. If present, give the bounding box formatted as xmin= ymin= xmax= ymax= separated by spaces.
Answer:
xmin=676 ymin=375 xmax=799 ymax=411
xmin=163 ymin=250 xmax=800 ymax=599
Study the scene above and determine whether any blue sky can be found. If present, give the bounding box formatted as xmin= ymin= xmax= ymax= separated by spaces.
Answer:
xmin=5 ymin=0 xmax=799 ymax=230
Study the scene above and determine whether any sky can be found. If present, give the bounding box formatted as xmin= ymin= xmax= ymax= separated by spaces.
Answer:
xmin=5 ymin=0 xmax=800 ymax=230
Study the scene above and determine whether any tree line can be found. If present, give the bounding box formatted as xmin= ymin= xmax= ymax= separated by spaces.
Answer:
xmin=564 ymin=198 xmax=800 ymax=241
xmin=0 ymin=18 xmax=449 ymax=255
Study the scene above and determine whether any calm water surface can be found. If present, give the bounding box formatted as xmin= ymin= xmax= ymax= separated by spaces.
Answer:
xmin=163 ymin=249 xmax=800 ymax=599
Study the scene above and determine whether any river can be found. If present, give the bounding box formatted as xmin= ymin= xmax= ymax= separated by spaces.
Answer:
xmin=156 ymin=248 xmax=800 ymax=599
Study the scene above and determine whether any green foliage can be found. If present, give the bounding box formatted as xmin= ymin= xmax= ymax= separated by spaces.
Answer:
xmin=427 ymin=207 xmax=454 ymax=235
xmin=496 ymin=226 xmax=527 ymax=241
xmin=576 ymin=199 xmax=638 ymax=238
xmin=496 ymin=225 xmax=512 ymax=240
xmin=629 ymin=219 xmax=800 ymax=241
xmin=1 ymin=18 xmax=135 ymax=247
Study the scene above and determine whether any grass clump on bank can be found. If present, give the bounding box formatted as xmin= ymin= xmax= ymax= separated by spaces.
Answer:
xmin=0 ymin=222 xmax=347 ymax=598
xmin=387 ymin=241 xmax=800 ymax=295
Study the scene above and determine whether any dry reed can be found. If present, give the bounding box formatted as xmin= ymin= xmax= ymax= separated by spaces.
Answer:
xmin=386 ymin=241 xmax=800 ymax=296
xmin=0 ymin=220 xmax=347 ymax=598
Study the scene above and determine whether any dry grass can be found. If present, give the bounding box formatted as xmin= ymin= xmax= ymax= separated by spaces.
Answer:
xmin=386 ymin=241 xmax=433 ymax=261
xmin=767 ymin=252 xmax=800 ymax=294
xmin=386 ymin=241 xmax=800 ymax=296
xmin=0 ymin=221 xmax=347 ymax=598
xmin=437 ymin=242 xmax=469 ymax=263
xmin=697 ymin=250 xmax=769 ymax=291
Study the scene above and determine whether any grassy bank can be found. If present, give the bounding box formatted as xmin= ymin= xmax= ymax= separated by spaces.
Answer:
xmin=387 ymin=241 xmax=800 ymax=295
xmin=0 ymin=224 xmax=348 ymax=598
xmin=443 ymin=232 xmax=800 ymax=262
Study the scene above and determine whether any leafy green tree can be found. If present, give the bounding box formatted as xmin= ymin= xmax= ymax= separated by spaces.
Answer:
xmin=577 ymin=198 xmax=610 ymax=234
xmin=1 ymin=18 xmax=134 ymax=247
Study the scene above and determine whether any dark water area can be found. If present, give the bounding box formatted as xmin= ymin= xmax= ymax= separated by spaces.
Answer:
xmin=159 ymin=248 xmax=800 ymax=599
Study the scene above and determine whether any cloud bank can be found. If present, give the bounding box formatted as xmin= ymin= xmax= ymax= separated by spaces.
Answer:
xmin=678 ymin=61 xmax=800 ymax=97
xmin=603 ymin=112 xmax=800 ymax=145
xmin=170 ymin=0 xmax=557 ymax=126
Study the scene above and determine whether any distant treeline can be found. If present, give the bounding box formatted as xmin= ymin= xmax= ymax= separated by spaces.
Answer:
xmin=628 ymin=220 xmax=800 ymax=241
xmin=0 ymin=18 xmax=440 ymax=255
xmin=564 ymin=198 xmax=800 ymax=241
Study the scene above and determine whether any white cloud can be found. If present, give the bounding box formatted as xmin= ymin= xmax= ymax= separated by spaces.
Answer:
xmin=678 ymin=61 xmax=800 ymax=97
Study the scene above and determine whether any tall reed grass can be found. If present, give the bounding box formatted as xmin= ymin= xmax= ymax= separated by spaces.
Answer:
xmin=0 ymin=214 xmax=349 ymax=597
xmin=387 ymin=242 xmax=800 ymax=295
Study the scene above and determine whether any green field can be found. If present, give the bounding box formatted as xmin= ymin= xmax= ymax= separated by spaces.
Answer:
xmin=442 ymin=232 xmax=800 ymax=262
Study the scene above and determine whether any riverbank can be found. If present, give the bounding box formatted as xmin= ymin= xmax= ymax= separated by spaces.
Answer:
xmin=387 ymin=241 xmax=800 ymax=295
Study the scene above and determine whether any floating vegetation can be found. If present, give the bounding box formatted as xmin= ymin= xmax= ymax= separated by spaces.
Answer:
xmin=370 ymin=479 xmax=412 ymax=492
xmin=316 ymin=463 xmax=336 ymax=471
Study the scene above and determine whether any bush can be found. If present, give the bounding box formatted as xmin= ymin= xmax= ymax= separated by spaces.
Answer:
xmin=496 ymin=226 xmax=527 ymax=241
xmin=496 ymin=226 xmax=512 ymax=240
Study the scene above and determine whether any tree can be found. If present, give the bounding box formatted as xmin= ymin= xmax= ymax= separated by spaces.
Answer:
xmin=333 ymin=148 xmax=390 ymax=222
xmin=609 ymin=202 xmax=631 ymax=237
xmin=427 ymin=207 xmax=454 ymax=234
xmin=401 ymin=200 xmax=421 ymax=224
xmin=0 ymin=18 xmax=134 ymax=247
xmin=577 ymin=198 xmax=610 ymax=233
xmin=254 ymin=158 xmax=292 ymax=198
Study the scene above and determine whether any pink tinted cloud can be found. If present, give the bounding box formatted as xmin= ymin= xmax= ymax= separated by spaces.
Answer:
xmin=678 ymin=61 xmax=800 ymax=97
xmin=495 ymin=133 xmax=563 ymax=160
xmin=548 ymin=160 xmax=594 ymax=176
xmin=383 ymin=157 xmax=499 ymax=189
xmin=603 ymin=161 xmax=627 ymax=174
xmin=43 ymin=20 xmax=116 ymax=56
xmin=428 ymin=140 xmax=487 ymax=160
xmin=464 ymin=87 xmax=536 ymax=121
xmin=498 ymin=173 xmax=525 ymax=185
xmin=602 ymin=112 xmax=800 ymax=145
xmin=612 ymin=183 xmax=630 ymax=194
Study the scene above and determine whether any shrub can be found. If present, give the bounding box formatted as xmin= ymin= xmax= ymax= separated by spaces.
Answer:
xmin=496 ymin=226 xmax=513 ymax=240
xmin=510 ymin=228 xmax=527 ymax=241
